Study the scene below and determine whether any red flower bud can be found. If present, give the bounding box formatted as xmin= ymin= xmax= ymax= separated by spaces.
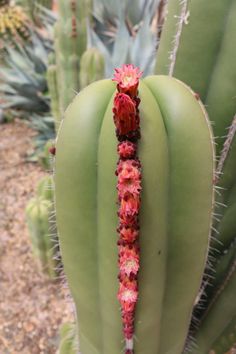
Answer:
xmin=118 ymin=141 xmax=136 ymax=159
xmin=113 ymin=93 xmax=137 ymax=136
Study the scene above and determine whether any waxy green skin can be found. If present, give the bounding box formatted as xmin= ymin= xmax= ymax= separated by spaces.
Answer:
xmin=156 ymin=0 xmax=236 ymax=155
xmin=55 ymin=76 xmax=214 ymax=353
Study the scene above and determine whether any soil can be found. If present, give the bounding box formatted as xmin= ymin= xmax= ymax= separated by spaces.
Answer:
xmin=0 ymin=120 xmax=74 ymax=354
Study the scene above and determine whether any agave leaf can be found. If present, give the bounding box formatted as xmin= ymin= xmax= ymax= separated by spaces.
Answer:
xmin=111 ymin=22 xmax=130 ymax=68
xmin=130 ymin=16 xmax=156 ymax=75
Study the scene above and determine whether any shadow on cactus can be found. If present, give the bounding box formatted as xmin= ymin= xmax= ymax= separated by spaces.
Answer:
xmin=55 ymin=64 xmax=214 ymax=353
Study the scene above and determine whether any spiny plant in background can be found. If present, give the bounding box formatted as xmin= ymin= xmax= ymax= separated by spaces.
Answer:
xmin=53 ymin=0 xmax=91 ymax=120
xmin=55 ymin=63 xmax=214 ymax=353
xmin=79 ymin=47 xmax=105 ymax=90
xmin=156 ymin=0 xmax=236 ymax=156
xmin=0 ymin=26 xmax=56 ymax=159
xmin=48 ymin=0 xmax=166 ymax=128
xmin=58 ymin=322 xmax=78 ymax=354
xmin=47 ymin=52 xmax=60 ymax=129
xmin=26 ymin=175 xmax=59 ymax=279
xmin=155 ymin=0 xmax=236 ymax=352
xmin=17 ymin=0 xmax=56 ymax=28
xmin=89 ymin=0 xmax=165 ymax=77
xmin=0 ymin=2 xmax=31 ymax=48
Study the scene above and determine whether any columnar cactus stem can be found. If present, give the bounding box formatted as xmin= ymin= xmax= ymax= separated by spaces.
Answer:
xmin=112 ymin=65 xmax=142 ymax=353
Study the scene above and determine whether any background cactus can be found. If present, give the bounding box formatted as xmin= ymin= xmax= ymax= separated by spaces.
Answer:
xmin=59 ymin=323 xmax=78 ymax=354
xmin=26 ymin=175 xmax=58 ymax=279
xmin=155 ymin=0 xmax=236 ymax=155
xmin=48 ymin=0 xmax=166 ymax=126
xmin=47 ymin=52 xmax=60 ymax=131
xmin=55 ymin=71 xmax=214 ymax=353
xmin=89 ymin=0 xmax=163 ymax=77
xmin=53 ymin=0 xmax=91 ymax=118
xmin=154 ymin=1 xmax=236 ymax=352
xmin=0 ymin=3 xmax=31 ymax=48
xmin=79 ymin=47 xmax=105 ymax=90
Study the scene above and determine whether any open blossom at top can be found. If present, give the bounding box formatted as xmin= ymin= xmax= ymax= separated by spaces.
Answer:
xmin=113 ymin=64 xmax=142 ymax=97
xmin=113 ymin=93 xmax=137 ymax=136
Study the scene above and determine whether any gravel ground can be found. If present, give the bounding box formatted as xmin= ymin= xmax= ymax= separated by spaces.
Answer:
xmin=0 ymin=120 xmax=74 ymax=354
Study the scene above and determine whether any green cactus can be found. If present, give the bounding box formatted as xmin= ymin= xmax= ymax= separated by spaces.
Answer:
xmin=26 ymin=175 xmax=58 ymax=279
xmin=155 ymin=2 xmax=236 ymax=350
xmin=37 ymin=139 xmax=55 ymax=171
xmin=36 ymin=175 xmax=54 ymax=201
xmin=210 ymin=316 xmax=236 ymax=354
xmin=26 ymin=196 xmax=57 ymax=278
xmin=79 ymin=48 xmax=105 ymax=90
xmin=47 ymin=53 xmax=60 ymax=131
xmin=54 ymin=0 xmax=91 ymax=117
xmin=155 ymin=0 xmax=236 ymax=155
xmin=55 ymin=68 xmax=214 ymax=353
xmin=59 ymin=323 xmax=78 ymax=354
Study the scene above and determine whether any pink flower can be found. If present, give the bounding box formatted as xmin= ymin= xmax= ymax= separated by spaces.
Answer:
xmin=119 ymin=192 xmax=140 ymax=217
xmin=113 ymin=64 xmax=142 ymax=97
xmin=119 ymin=227 xmax=138 ymax=243
xmin=118 ymin=141 xmax=136 ymax=159
xmin=119 ymin=246 xmax=140 ymax=277
xmin=118 ymin=279 xmax=138 ymax=312
xmin=113 ymin=93 xmax=137 ymax=135
xmin=117 ymin=160 xmax=141 ymax=198
xmin=119 ymin=214 xmax=138 ymax=228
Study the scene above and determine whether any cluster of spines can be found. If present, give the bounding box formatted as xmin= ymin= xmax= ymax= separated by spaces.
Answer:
xmin=112 ymin=64 xmax=142 ymax=354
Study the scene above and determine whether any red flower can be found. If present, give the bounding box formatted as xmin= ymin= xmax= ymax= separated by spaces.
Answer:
xmin=113 ymin=93 xmax=137 ymax=135
xmin=113 ymin=64 xmax=142 ymax=97
xmin=119 ymin=227 xmax=138 ymax=243
xmin=118 ymin=279 xmax=138 ymax=312
xmin=119 ymin=246 xmax=140 ymax=277
xmin=120 ymin=192 xmax=140 ymax=217
xmin=118 ymin=141 xmax=136 ymax=159
xmin=119 ymin=214 xmax=138 ymax=228
xmin=117 ymin=160 xmax=141 ymax=198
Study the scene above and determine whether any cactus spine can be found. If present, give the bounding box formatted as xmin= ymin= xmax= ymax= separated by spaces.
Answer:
xmin=55 ymin=66 xmax=214 ymax=353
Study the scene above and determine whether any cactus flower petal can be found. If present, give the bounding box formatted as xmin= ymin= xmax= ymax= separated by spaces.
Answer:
xmin=120 ymin=193 xmax=140 ymax=216
xmin=117 ymin=160 xmax=141 ymax=197
xmin=113 ymin=64 xmax=142 ymax=97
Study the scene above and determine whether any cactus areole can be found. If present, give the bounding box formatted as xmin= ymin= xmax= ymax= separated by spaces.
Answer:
xmin=55 ymin=65 xmax=214 ymax=353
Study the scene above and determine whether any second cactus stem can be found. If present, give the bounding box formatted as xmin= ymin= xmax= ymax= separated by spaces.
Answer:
xmin=112 ymin=65 xmax=143 ymax=353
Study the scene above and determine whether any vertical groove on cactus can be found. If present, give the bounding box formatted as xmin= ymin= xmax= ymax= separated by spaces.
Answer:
xmin=112 ymin=64 xmax=143 ymax=353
